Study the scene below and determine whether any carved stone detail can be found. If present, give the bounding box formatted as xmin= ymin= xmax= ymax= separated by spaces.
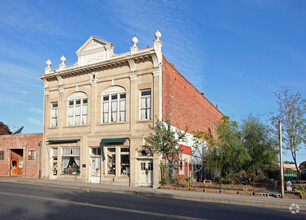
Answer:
xmin=90 ymin=72 xmax=98 ymax=86
xmin=128 ymin=59 xmax=136 ymax=72
xmin=56 ymin=75 xmax=63 ymax=86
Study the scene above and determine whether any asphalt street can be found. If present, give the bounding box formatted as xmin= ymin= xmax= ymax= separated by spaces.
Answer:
xmin=0 ymin=182 xmax=305 ymax=220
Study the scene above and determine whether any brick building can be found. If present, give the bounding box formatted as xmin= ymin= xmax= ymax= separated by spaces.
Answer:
xmin=0 ymin=133 xmax=42 ymax=178
xmin=40 ymin=31 xmax=223 ymax=188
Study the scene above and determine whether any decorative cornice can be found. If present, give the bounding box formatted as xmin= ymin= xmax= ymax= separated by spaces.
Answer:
xmin=41 ymin=49 xmax=156 ymax=80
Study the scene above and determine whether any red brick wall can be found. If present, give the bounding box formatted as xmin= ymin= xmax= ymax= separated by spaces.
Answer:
xmin=162 ymin=56 xmax=223 ymax=134
xmin=0 ymin=133 xmax=42 ymax=178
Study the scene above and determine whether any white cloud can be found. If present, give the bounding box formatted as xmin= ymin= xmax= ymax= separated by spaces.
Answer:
xmin=106 ymin=0 xmax=207 ymax=85
xmin=26 ymin=117 xmax=41 ymax=126
xmin=28 ymin=108 xmax=43 ymax=115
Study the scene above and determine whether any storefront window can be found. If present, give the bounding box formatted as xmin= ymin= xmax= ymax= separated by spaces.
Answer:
xmin=120 ymin=148 xmax=130 ymax=176
xmin=52 ymin=148 xmax=58 ymax=175
xmin=107 ymin=147 xmax=115 ymax=175
xmin=61 ymin=147 xmax=80 ymax=175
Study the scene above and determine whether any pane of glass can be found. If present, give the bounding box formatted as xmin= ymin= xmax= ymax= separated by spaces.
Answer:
xmin=103 ymin=96 xmax=109 ymax=101
xmin=103 ymin=102 xmax=109 ymax=112
xmin=104 ymin=113 xmax=109 ymax=123
xmin=108 ymin=148 xmax=115 ymax=153
xmin=120 ymin=154 xmax=129 ymax=176
xmin=76 ymin=100 xmax=81 ymax=105
xmin=141 ymin=109 xmax=146 ymax=120
xmin=68 ymin=106 xmax=74 ymax=116
xmin=82 ymin=105 xmax=87 ymax=114
xmin=75 ymin=106 xmax=81 ymax=115
xmin=82 ymin=115 xmax=87 ymax=124
xmin=52 ymin=103 xmax=58 ymax=108
xmin=147 ymin=109 xmax=151 ymax=120
xmin=148 ymin=162 xmax=153 ymax=170
xmin=121 ymin=148 xmax=129 ymax=152
xmin=120 ymin=100 xmax=126 ymax=111
xmin=51 ymin=118 xmax=57 ymax=127
xmin=141 ymin=162 xmax=146 ymax=170
xmin=69 ymin=101 xmax=74 ymax=106
xmin=75 ymin=115 xmax=80 ymax=125
xmin=83 ymin=99 xmax=87 ymax=104
xmin=68 ymin=116 xmax=73 ymax=125
xmin=147 ymin=97 xmax=151 ymax=108
xmin=111 ymin=112 xmax=117 ymax=122
xmin=120 ymin=93 xmax=126 ymax=99
xmin=120 ymin=111 xmax=125 ymax=122
xmin=111 ymin=101 xmax=117 ymax=111
xmin=111 ymin=94 xmax=117 ymax=100
xmin=141 ymin=98 xmax=146 ymax=108
xmin=141 ymin=90 xmax=151 ymax=96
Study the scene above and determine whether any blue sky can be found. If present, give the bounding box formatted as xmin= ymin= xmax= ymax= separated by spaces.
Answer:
xmin=0 ymin=0 xmax=305 ymax=162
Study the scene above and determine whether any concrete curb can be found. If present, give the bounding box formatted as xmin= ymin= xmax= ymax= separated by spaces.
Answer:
xmin=0 ymin=178 xmax=305 ymax=211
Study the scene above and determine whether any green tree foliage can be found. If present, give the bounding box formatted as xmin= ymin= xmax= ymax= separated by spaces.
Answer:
xmin=193 ymin=130 xmax=216 ymax=153
xmin=192 ymin=130 xmax=217 ymax=178
xmin=144 ymin=118 xmax=186 ymax=183
xmin=0 ymin=121 xmax=12 ymax=135
xmin=271 ymin=88 xmax=305 ymax=177
xmin=240 ymin=115 xmax=278 ymax=179
xmin=206 ymin=116 xmax=250 ymax=181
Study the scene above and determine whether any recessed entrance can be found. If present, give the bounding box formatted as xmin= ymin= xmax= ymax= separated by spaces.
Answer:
xmin=10 ymin=149 xmax=23 ymax=176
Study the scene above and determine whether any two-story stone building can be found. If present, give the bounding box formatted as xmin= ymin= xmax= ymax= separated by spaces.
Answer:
xmin=40 ymin=31 xmax=223 ymax=188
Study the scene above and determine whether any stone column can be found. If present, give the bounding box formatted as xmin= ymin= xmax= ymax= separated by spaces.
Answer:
xmin=129 ymin=137 xmax=140 ymax=187
xmin=129 ymin=75 xmax=137 ymax=133
xmin=58 ymin=87 xmax=64 ymax=135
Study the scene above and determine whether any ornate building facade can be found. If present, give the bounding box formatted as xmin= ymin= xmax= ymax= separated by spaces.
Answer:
xmin=40 ymin=31 xmax=223 ymax=188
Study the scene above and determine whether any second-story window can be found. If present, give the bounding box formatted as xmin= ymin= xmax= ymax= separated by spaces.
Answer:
xmin=140 ymin=89 xmax=151 ymax=120
xmin=102 ymin=86 xmax=126 ymax=123
xmin=51 ymin=102 xmax=58 ymax=127
xmin=67 ymin=92 xmax=88 ymax=126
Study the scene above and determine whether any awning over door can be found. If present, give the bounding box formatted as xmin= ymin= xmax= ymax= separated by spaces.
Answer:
xmin=47 ymin=139 xmax=80 ymax=144
xmin=100 ymin=138 xmax=127 ymax=161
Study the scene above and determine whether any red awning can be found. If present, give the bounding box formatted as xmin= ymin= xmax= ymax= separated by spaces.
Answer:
xmin=179 ymin=144 xmax=192 ymax=155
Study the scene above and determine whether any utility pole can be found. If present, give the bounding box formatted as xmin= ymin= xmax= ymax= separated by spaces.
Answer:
xmin=279 ymin=120 xmax=284 ymax=198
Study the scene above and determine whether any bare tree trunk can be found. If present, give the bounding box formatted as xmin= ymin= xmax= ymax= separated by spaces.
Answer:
xmin=291 ymin=150 xmax=300 ymax=179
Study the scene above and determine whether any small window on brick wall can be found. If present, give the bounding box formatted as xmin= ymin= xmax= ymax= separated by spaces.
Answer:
xmin=0 ymin=151 xmax=4 ymax=160
xmin=28 ymin=150 xmax=36 ymax=160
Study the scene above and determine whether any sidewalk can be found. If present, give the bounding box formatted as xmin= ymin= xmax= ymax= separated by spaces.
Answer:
xmin=0 ymin=176 xmax=305 ymax=211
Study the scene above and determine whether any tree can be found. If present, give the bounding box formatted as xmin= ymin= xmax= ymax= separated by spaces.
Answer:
xmin=0 ymin=121 xmax=12 ymax=135
xmin=192 ymin=130 xmax=217 ymax=181
xmin=144 ymin=118 xmax=186 ymax=183
xmin=240 ymin=115 xmax=278 ymax=181
xmin=206 ymin=116 xmax=250 ymax=181
xmin=271 ymin=88 xmax=305 ymax=178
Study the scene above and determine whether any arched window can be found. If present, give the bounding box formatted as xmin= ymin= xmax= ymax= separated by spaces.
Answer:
xmin=67 ymin=92 xmax=88 ymax=126
xmin=102 ymin=86 xmax=126 ymax=123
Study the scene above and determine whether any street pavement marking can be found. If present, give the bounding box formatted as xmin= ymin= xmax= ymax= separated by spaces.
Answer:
xmin=0 ymin=191 xmax=205 ymax=220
